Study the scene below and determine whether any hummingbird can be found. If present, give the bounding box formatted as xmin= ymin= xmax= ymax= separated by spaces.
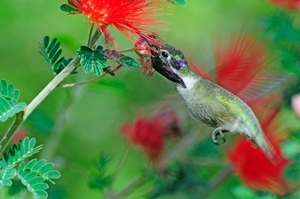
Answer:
xmin=150 ymin=43 xmax=280 ymax=164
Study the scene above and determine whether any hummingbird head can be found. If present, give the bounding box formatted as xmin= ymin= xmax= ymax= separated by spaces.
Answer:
xmin=150 ymin=43 xmax=189 ymax=88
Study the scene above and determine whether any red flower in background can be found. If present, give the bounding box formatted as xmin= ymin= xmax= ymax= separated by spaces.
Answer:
xmin=226 ymin=110 xmax=291 ymax=195
xmin=121 ymin=116 xmax=164 ymax=162
xmin=11 ymin=128 xmax=28 ymax=144
xmin=68 ymin=0 xmax=166 ymax=47
xmin=120 ymin=106 xmax=182 ymax=162
xmin=269 ymin=0 xmax=300 ymax=10
xmin=189 ymin=33 xmax=279 ymax=103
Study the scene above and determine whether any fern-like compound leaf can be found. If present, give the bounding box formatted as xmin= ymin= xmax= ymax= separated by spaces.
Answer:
xmin=0 ymin=79 xmax=20 ymax=103
xmin=39 ymin=36 xmax=71 ymax=75
xmin=104 ymin=50 xmax=140 ymax=68
xmin=77 ymin=45 xmax=108 ymax=76
xmin=0 ymin=161 xmax=15 ymax=188
xmin=0 ymin=79 xmax=26 ymax=122
xmin=16 ymin=171 xmax=48 ymax=199
xmin=171 ymin=0 xmax=185 ymax=5
xmin=0 ymin=137 xmax=61 ymax=198
xmin=18 ymin=159 xmax=61 ymax=184
xmin=60 ymin=0 xmax=81 ymax=14
xmin=3 ymin=137 xmax=43 ymax=167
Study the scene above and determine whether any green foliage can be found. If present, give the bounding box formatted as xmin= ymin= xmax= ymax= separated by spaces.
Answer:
xmin=148 ymin=162 xmax=207 ymax=199
xmin=60 ymin=0 xmax=81 ymax=14
xmin=0 ymin=79 xmax=26 ymax=122
xmin=27 ymin=109 xmax=54 ymax=134
xmin=3 ymin=137 xmax=42 ymax=166
xmin=47 ymin=185 xmax=68 ymax=199
xmin=88 ymin=154 xmax=113 ymax=191
xmin=0 ymin=137 xmax=61 ymax=199
xmin=104 ymin=49 xmax=140 ymax=68
xmin=7 ymin=179 xmax=25 ymax=196
xmin=39 ymin=36 xmax=73 ymax=75
xmin=262 ymin=12 xmax=300 ymax=74
xmin=262 ymin=11 xmax=300 ymax=102
xmin=171 ymin=0 xmax=185 ymax=5
xmin=77 ymin=46 xmax=108 ymax=76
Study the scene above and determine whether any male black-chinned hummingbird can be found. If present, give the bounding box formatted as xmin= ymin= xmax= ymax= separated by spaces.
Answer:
xmin=150 ymin=43 xmax=280 ymax=164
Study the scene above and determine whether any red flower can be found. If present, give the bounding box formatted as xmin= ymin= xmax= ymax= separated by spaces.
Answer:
xmin=120 ymin=106 xmax=182 ymax=162
xmin=269 ymin=0 xmax=300 ymax=10
xmin=12 ymin=128 xmax=28 ymax=144
xmin=189 ymin=33 xmax=274 ymax=102
xmin=226 ymin=110 xmax=291 ymax=195
xmin=120 ymin=116 xmax=165 ymax=162
xmin=68 ymin=0 xmax=166 ymax=47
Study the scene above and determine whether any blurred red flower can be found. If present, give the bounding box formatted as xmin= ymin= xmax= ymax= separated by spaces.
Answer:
xmin=120 ymin=106 xmax=181 ymax=162
xmin=189 ymin=33 xmax=277 ymax=103
xmin=269 ymin=0 xmax=300 ymax=10
xmin=11 ymin=128 xmax=28 ymax=144
xmin=120 ymin=116 xmax=164 ymax=162
xmin=68 ymin=0 xmax=165 ymax=47
xmin=226 ymin=110 xmax=291 ymax=195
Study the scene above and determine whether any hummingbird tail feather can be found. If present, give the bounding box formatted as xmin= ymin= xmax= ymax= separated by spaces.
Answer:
xmin=255 ymin=137 xmax=281 ymax=166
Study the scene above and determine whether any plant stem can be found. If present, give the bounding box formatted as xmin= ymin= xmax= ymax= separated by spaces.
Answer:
xmin=105 ymin=176 xmax=145 ymax=199
xmin=58 ymin=64 xmax=122 ymax=88
xmin=209 ymin=165 xmax=233 ymax=190
xmin=202 ymin=165 xmax=233 ymax=198
xmin=0 ymin=30 xmax=102 ymax=155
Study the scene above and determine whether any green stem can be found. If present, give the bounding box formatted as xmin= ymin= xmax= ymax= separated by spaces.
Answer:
xmin=202 ymin=165 xmax=233 ymax=198
xmin=0 ymin=30 xmax=102 ymax=155
xmin=105 ymin=176 xmax=145 ymax=199
xmin=0 ymin=111 xmax=24 ymax=155
xmin=58 ymin=64 xmax=122 ymax=88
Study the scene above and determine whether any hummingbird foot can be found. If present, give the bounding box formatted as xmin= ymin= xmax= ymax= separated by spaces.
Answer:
xmin=211 ymin=127 xmax=227 ymax=146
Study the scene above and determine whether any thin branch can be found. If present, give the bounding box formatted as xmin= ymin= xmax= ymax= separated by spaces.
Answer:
xmin=0 ymin=111 xmax=24 ymax=153
xmin=0 ymin=30 xmax=102 ymax=155
xmin=209 ymin=165 xmax=233 ymax=190
xmin=202 ymin=165 xmax=234 ymax=198
xmin=57 ymin=64 xmax=122 ymax=88
xmin=105 ymin=176 xmax=145 ymax=199
xmin=178 ymin=156 xmax=228 ymax=166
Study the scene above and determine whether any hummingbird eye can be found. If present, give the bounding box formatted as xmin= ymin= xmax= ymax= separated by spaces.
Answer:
xmin=161 ymin=51 xmax=169 ymax=58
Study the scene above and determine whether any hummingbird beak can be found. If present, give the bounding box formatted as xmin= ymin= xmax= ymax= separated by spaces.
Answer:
xmin=152 ymin=59 xmax=186 ymax=88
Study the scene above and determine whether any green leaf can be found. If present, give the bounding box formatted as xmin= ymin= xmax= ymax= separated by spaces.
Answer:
xmin=0 ymin=99 xmax=26 ymax=122
xmin=232 ymin=185 xmax=256 ymax=199
xmin=60 ymin=0 xmax=81 ymax=14
xmin=120 ymin=55 xmax=140 ymax=68
xmin=16 ymin=171 xmax=49 ymax=199
xmin=3 ymin=137 xmax=43 ymax=167
xmin=171 ymin=0 xmax=185 ymax=5
xmin=39 ymin=36 xmax=72 ymax=75
xmin=282 ymin=141 xmax=300 ymax=158
xmin=18 ymin=159 xmax=61 ymax=184
xmin=0 ymin=80 xmax=26 ymax=122
xmin=7 ymin=179 xmax=26 ymax=196
xmin=0 ymin=137 xmax=61 ymax=199
xmin=88 ymin=154 xmax=113 ymax=191
xmin=0 ymin=79 xmax=19 ymax=103
xmin=77 ymin=46 xmax=108 ymax=76
xmin=0 ymin=161 xmax=15 ymax=188
xmin=104 ymin=49 xmax=140 ymax=68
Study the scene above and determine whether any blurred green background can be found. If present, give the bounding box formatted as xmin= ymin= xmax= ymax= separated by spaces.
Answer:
xmin=0 ymin=0 xmax=293 ymax=198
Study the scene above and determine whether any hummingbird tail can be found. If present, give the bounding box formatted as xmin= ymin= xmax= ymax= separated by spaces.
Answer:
xmin=254 ymin=136 xmax=281 ymax=166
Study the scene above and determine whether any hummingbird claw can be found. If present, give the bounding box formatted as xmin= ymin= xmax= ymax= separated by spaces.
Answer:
xmin=211 ymin=127 xmax=226 ymax=146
